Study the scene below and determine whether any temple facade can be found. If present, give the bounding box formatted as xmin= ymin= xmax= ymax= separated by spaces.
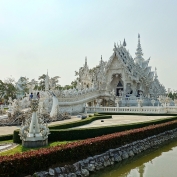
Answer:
xmin=76 ymin=34 xmax=166 ymax=106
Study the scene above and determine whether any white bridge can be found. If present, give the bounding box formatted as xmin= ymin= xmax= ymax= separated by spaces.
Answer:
xmin=56 ymin=89 xmax=177 ymax=114
xmin=57 ymin=90 xmax=112 ymax=113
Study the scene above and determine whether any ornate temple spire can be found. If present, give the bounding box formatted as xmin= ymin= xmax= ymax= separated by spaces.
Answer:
xmin=100 ymin=55 xmax=103 ymax=65
xmin=154 ymin=67 xmax=158 ymax=79
xmin=134 ymin=34 xmax=144 ymax=67
xmin=123 ymin=38 xmax=126 ymax=47
xmin=85 ymin=56 xmax=87 ymax=67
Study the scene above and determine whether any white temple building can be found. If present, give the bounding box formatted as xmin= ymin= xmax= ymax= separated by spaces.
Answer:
xmin=75 ymin=34 xmax=166 ymax=108
xmin=14 ymin=34 xmax=172 ymax=115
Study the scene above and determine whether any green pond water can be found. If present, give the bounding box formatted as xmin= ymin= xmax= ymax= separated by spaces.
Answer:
xmin=91 ymin=139 xmax=177 ymax=177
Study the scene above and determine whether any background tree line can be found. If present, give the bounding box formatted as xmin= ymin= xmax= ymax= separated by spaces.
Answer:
xmin=0 ymin=74 xmax=77 ymax=103
xmin=168 ymin=92 xmax=177 ymax=100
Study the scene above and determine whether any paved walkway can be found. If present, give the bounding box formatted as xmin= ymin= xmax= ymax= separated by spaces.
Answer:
xmin=72 ymin=115 xmax=174 ymax=129
xmin=0 ymin=116 xmax=80 ymax=136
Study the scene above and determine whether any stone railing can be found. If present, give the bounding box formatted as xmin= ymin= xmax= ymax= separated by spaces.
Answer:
xmin=86 ymin=106 xmax=177 ymax=114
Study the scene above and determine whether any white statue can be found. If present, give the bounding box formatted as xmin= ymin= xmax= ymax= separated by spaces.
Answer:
xmin=19 ymin=95 xmax=50 ymax=147
xmin=50 ymin=93 xmax=59 ymax=118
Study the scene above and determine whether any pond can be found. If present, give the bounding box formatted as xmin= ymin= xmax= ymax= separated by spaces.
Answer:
xmin=91 ymin=139 xmax=177 ymax=177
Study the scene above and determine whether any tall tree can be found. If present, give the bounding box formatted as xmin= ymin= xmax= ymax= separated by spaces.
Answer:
xmin=38 ymin=74 xmax=46 ymax=90
xmin=0 ymin=79 xmax=16 ymax=103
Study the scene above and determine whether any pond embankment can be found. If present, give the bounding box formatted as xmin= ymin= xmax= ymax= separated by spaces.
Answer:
xmin=34 ymin=128 xmax=177 ymax=177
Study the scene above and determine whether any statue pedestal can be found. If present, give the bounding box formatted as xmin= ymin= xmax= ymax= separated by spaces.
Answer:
xmin=22 ymin=133 xmax=48 ymax=148
xmin=22 ymin=139 xmax=48 ymax=148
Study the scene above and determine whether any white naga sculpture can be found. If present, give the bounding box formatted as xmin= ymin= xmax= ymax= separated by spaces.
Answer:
xmin=50 ymin=93 xmax=59 ymax=118
xmin=19 ymin=94 xmax=50 ymax=148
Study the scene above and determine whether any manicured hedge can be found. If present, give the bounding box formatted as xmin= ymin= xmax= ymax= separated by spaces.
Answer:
xmin=13 ymin=130 xmax=21 ymax=144
xmin=2 ymin=120 xmax=177 ymax=177
xmin=13 ymin=116 xmax=177 ymax=143
xmin=49 ymin=113 xmax=177 ymax=130
xmin=48 ymin=116 xmax=177 ymax=141
xmin=11 ymin=115 xmax=111 ymax=143
xmin=0 ymin=134 xmax=13 ymax=142
xmin=49 ymin=115 xmax=112 ymax=129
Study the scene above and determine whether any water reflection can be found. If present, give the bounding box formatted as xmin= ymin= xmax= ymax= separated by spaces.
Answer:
xmin=91 ymin=139 xmax=177 ymax=177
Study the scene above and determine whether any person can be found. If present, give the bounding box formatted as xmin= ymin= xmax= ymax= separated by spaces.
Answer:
xmin=37 ymin=92 xmax=40 ymax=99
xmin=29 ymin=93 xmax=33 ymax=100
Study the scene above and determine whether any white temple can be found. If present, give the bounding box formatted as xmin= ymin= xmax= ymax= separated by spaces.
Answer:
xmin=11 ymin=34 xmax=174 ymax=115
xmin=76 ymin=34 xmax=166 ymax=107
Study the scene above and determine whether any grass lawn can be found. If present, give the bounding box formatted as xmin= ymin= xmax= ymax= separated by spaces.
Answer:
xmin=0 ymin=140 xmax=75 ymax=156
xmin=0 ymin=140 xmax=13 ymax=144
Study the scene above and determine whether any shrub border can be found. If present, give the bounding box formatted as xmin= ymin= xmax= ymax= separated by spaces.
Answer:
xmin=13 ymin=115 xmax=177 ymax=143
xmin=49 ymin=114 xmax=112 ymax=129
xmin=0 ymin=134 xmax=13 ymax=142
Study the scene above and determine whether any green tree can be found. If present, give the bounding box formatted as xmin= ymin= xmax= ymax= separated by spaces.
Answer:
xmin=38 ymin=74 xmax=46 ymax=90
xmin=4 ymin=82 xmax=16 ymax=101
xmin=168 ymin=92 xmax=174 ymax=100
xmin=0 ymin=79 xmax=16 ymax=103
xmin=168 ymin=92 xmax=177 ymax=100
xmin=71 ymin=80 xmax=77 ymax=88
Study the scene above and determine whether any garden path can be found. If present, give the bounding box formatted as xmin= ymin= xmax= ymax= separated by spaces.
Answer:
xmin=72 ymin=115 xmax=174 ymax=129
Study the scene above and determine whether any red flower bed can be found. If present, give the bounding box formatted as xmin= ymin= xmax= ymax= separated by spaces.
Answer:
xmin=1 ymin=120 xmax=177 ymax=177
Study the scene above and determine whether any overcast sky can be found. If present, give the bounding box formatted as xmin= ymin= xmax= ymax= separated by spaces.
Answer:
xmin=0 ymin=0 xmax=177 ymax=90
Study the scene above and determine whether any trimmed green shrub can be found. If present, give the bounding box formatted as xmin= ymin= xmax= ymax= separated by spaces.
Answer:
xmin=13 ymin=129 xmax=21 ymax=143
xmin=48 ymin=116 xmax=177 ymax=141
xmin=0 ymin=134 xmax=13 ymax=142
xmin=49 ymin=115 xmax=112 ymax=129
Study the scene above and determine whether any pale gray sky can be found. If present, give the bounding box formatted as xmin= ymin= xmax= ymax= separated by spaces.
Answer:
xmin=0 ymin=0 xmax=177 ymax=90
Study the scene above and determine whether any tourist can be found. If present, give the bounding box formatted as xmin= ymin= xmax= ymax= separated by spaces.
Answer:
xmin=29 ymin=93 xmax=33 ymax=100
xmin=37 ymin=92 xmax=40 ymax=99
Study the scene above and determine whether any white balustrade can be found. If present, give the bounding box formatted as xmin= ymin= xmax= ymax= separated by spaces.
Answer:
xmin=86 ymin=106 xmax=177 ymax=114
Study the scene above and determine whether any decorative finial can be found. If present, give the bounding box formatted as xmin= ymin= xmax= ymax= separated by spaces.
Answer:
xmin=155 ymin=67 xmax=158 ymax=79
xmin=101 ymin=55 xmax=102 ymax=60
xmin=138 ymin=33 xmax=140 ymax=38
xmin=117 ymin=42 xmax=119 ymax=47
xmin=123 ymin=38 xmax=126 ymax=47
xmin=85 ymin=56 xmax=87 ymax=66
xmin=114 ymin=42 xmax=116 ymax=48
